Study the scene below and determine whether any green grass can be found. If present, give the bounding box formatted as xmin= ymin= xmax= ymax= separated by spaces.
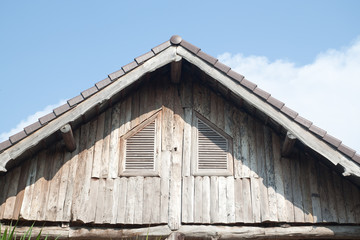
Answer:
xmin=0 ymin=222 xmax=58 ymax=240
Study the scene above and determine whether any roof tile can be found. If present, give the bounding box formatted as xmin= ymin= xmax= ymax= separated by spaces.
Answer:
xmin=197 ymin=51 xmax=218 ymax=65
xmin=24 ymin=121 xmax=42 ymax=135
xmin=180 ymin=40 xmax=200 ymax=54
xmin=53 ymin=103 xmax=71 ymax=117
xmin=309 ymin=124 xmax=327 ymax=137
xmin=135 ymin=51 xmax=155 ymax=64
xmin=152 ymin=40 xmax=171 ymax=54
xmin=95 ymin=77 xmax=111 ymax=90
xmin=240 ymin=78 xmax=257 ymax=90
xmin=68 ymin=95 xmax=84 ymax=107
xmin=352 ymin=154 xmax=360 ymax=164
xmin=253 ymin=87 xmax=270 ymax=100
xmin=122 ymin=61 xmax=138 ymax=73
xmin=39 ymin=112 xmax=56 ymax=125
xmin=338 ymin=144 xmax=356 ymax=158
xmin=227 ymin=70 xmax=244 ymax=83
xmin=214 ymin=61 xmax=231 ymax=74
xmin=81 ymin=86 xmax=98 ymax=99
xmin=108 ymin=69 xmax=125 ymax=81
xmin=323 ymin=133 xmax=342 ymax=148
xmin=9 ymin=130 xmax=27 ymax=144
xmin=281 ymin=106 xmax=298 ymax=119
xmin=267 ymin=96 xmax=285 ymax=110
xmin=294 ymin=115 xmax=313 ymax=129
xmin=0 ymin=140 xmax=11 ymax=152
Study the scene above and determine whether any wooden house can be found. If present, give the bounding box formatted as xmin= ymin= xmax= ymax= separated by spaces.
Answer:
xmin=1 ymin=35 xmax=360 ymax=239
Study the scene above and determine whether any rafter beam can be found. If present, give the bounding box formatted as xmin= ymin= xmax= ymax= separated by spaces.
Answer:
xmin=60 ymin=124 xmax=76 ymax=152
xmin=282 ymin=131 xmax=296 ymax=157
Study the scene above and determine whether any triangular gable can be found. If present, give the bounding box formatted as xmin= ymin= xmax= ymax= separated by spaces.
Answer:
xmin=0 ymin=35 xmax=359 ymax=182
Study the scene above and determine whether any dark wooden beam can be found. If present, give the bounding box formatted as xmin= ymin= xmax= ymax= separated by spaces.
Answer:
xmin=171 ymin=57 xmax=182 ymax=84
xmin=282 ymin=131 xmax=296 ymax=157
xmin=60 ymin=124 xmax=76 ymax=152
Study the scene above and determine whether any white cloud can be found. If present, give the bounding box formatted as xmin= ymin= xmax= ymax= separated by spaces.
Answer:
xmin=218 ymin=38 xmax=360 ymax=153
xmin=0 ymin=99 xmax=66 ymax=142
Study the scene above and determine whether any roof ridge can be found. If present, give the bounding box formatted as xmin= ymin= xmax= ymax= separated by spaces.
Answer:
xmin=0 ymin=35 xmax=359 ymax=165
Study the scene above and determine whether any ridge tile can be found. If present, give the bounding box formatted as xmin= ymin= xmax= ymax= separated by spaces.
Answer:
xmin=24 ymin=121 xmax=42 ymax=135
xmin=323 ymin=133 xmax=342 ymax=148
xmin=9 ymin=130 xmax=27 ymax=144
xmin=180 ymin=40 xmax=200 ymax=54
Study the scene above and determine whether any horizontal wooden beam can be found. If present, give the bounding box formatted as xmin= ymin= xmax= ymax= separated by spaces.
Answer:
xmin=282 ymin=131 xmax=296 ymax=157
xmin=60 ymin=124 xmax=76 ymax=152
xmin=2 ymin=224 xmax=360 ymax=239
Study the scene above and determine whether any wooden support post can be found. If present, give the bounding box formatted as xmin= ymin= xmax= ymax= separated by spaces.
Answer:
xmin=282 ymin=131 xmax=296 ymax=157
xmin=60 ymin=124 xmax=77 ymax=152
xmin=171 ymin=56 xmax=182 ymax=84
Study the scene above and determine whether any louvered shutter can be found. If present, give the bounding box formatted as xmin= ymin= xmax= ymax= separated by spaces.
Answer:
xmin=198 ymin=119 xmax=228 ymax=170
xmin=125 ymin=121 xmax=155 ymax=170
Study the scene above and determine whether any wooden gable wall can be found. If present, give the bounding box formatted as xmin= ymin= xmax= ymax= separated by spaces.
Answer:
xmin=1 ymin=70 xmax=360 ymax=228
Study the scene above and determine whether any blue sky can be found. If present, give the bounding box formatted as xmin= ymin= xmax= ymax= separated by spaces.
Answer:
xmin=1 ymin=1 xmax=360 ymax=152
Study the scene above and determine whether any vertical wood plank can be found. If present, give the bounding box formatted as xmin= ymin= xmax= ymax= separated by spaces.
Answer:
xmin=240 ymin=113 xmax=250 ymax=178
xmin=134 ymin=176 xmax=144 ymax=224
xmin=343 ymin=178 xmax=356 ymax=223
xmin=272 ymin=132 xmax=287 ymax=222
xmin=218 ymin=176 xmax=227 ymax=223
xmin=103 ymin=178 xmax=115 ymax=223
xmin=282 ymin=157 xmax=295 ymax=222
xmin=332 ymin=171 xmax=347 ymax=223
xmin=160 ymin=150 xmax=170 ymax=223
xmin=111 ymin=178 xmax=119 ymax=224
xmin=226 ymin=176 xmax=235 ymax=223
xmin=142 ymin=177 xmax=152 ymax=224
xmin=20 ymin=155 xmax=38 ymax=220
xmin=0 ymin=173 xmax=8 ymax=219
xmin=116 ymin=177 xmax=128 ymax=224
xmin=85 ymin=178 xmax=99 ymax=223
xmin=308 ymin=156 xmax=322 ymax=223
xmin=242 ymin=178 xmax=253 ymax=223
xmin=182 ymin=108 xmax=192 ymax=177
xmin=234 ymin=178 xmax=243 ymax=223
xmin=55 ymin=149 xmax=71 ymax=222
xmin=351 ymin=184 xmax=360 ymax=222
xmin=210 ymin=176 xmax=219 ymax=223
xmin=91 ymin=112 xmax=105 ymax=178
xmin=108 ymin=102 xmax=121 ymax=178
xmin=151 ymin=177 xmax=161 ymax=223
xmin=317 ymin=163 xmax=333 ymax=222
xmin=100 ymin=108 xmax=112 ymax=178
xmin=95 ymin=178 xmax=106 ymax=223
xmin=194 ymin=176 xmax=203 ymax=223
xmin=130 ymin=89 xmax=140 ymax=129
xmin=45 ymin=144 xmax=65 ymax=221
xmin=264 ymin=127 xmax=277 ymax=222
xmin=12 ymin=160 xmax=31 ymax=219
xmin=210 ymin=90 xmax=217 ymax=125
xmin=63 ymin=129 xmax=80 ymax=221
xmin=125 ymin=177 xmax=136 ymax=224
xmin=248 ymin=116 xmax=258 ymax=178
xmin=3 ymin=166 xmax=21 ymax=219
xmin=202 ymin=176 xmax=211 ymax=224
xmin=232 ymin=110 xmax=242 ymax=179
xmin=180 ymin=74 xmax=193 ymax=108
xmin=324 ymin=165 xmax=339 ymax=223
xmin=250 ymin=177 xmax=261 ymax=223
xmin=182 ymin=176 xmax=194 ymax=223
xmin=291 ymin=153 xmax=305 ymax=223
xmin=216 ymin=94 xmax=225 ymax=131
xmin=299 ymin=154 xmax=314 ymax=223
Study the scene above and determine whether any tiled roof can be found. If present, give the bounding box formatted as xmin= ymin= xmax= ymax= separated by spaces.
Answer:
xmin=0 ymin=35 xmax=359 ymax=166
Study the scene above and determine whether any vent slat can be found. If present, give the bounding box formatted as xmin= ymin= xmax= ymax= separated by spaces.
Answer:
xmin=125 ymin=121 xmax=155 ymax=170
xmin=198 ymin=119 xmax=228 ymax=170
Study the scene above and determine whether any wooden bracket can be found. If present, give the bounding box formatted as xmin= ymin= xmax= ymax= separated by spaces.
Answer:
xmin=60 ymin=124 xmax=76 ymax=152
xmin=282 ymin=131 xmax=296 ymax=157
xmin=171 ymin=56 xmax=182 ymax=84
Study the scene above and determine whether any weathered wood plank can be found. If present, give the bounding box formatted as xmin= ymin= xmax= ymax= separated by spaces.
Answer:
xmin=324 ymin=165 xmax=339 ymax=223
xmin=91 ymin=111 xmax=105 ymax=178
xmin=240 ymin=112 xmax=251 ymax=178
xmin=151 ymin=177 xmax=161 ymax=223
xmin=100 ymin=108 xmax=112 ymax=178
xmin=133 ymin=176 xmax=144 ymax=224
xmin=242 ymin=177 xmax=253 ymax=223
xmin=94 ymin=178 xmax=106 ymax=223
xmin=116 ymin=177 xmax=127 ymax=224
xmin=248 ymin=116 xmax=258 ymax=178
xmin=343 ymin=178 xmax=356 ymax=223
xmin=210 ymin=90 xmax=217 ymax=125
xmin=308 ymin=155 xmax=322 ymax=223
xmin=332 ymin=170 xmax=347 ymax=223
xmin=85 ymin=178 xmax=99 ymax=223
xmin=299 ymin=154 xmax=313 ymax=223
xmin=103 ymin=178 xmax=115 ymax=223
xmin=291 ymin=153 xmax=305 ymax=223
xmin=216 ymin=93 xmax=225 ymax=131
xmin=62 ymin=129 xmax=80 ymax=221
xmin=194 ymin=176 xmax=203 ymax=223
xmin=181 ymin=176 xmax=194 ymax=223
xmin=3 ymin=166 xmax=21 ymax=219
xmin=351 ymin=183 xmax=360 ymax=222
xmin=281 ymin=157 xmax=295 ymax=222
xmin=142 ymin=177 xmax=152 ymax=224
xmin=12 ymin=160 xmax=30 ymax=219
xmin=218 ymin=176 xmax=227 ymax=223
xmin=182 ymin=108 xmax=192 ymax=177
xmin=111 ymin=178 xmax=119 ymax=224
xmin=45 ymin=143 xmax=65 ymax=221
xmin=20 ymin=155 xmax=38 ymax=220
xmin=160 ymin=150 xmax=170 ymax=223
xmin=272 ymin=132 xmax=287 ymax=222
xmin=108 ymin=102 xmax=121 ymax=178
xmin=317 ymin=162 xmax=333 ymax=222
xmin=226 ymin=176 xmax=235 ymax=223
xmin=130 ymin=89 xmax=140 ymax=129
xmin=232 ymin=110 xmax=242 ymax=179
xmin=180 ymin=74 xmax=193 ymax=108
xmin=250 ymin=177 xmax=261 ymax=223
xmin=125 ymin=177 xmax=136 ymax=224
xmin=234 ymin=178 xmax=243 ymax=222
xmin=210 ymin=176 xmax=219 ymax=223
xmin=202 ymin=176 xmax=211 ymax=224
xmin=263 ymin=126 xmax=277 ymax=222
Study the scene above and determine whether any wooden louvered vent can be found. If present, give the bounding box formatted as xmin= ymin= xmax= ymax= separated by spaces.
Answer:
xmin=198 ymin=119 xmax=228 ymax=170
xmin=125 ymin=121 xmax=155 ymax=170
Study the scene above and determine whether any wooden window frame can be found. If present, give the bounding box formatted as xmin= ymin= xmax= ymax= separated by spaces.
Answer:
xmin=119 ymin=110 xmax=162 ymax=177
xmin=191 ymin=111 xmax=233 ymax=176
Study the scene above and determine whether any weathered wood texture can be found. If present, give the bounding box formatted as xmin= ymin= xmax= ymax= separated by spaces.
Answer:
xmin=0 ymin=78 xmax=359 ymax=227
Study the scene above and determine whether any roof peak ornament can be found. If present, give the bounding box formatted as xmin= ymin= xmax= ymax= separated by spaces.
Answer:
xmin=170 ymin=35 xmax=182 ymax=45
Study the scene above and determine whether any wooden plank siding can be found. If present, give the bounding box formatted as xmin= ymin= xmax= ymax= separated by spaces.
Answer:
xmin=0 ymin=77 xmax=359 ymax=228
